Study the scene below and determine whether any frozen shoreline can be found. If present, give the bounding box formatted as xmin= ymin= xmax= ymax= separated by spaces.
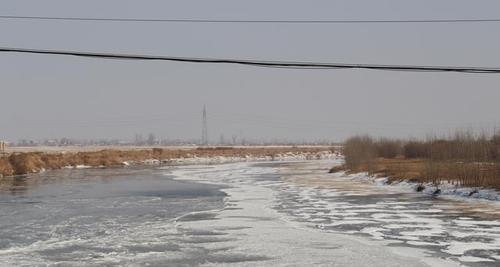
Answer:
xmin=328 ymin=156 xmax=500 ymax=203
xmin=334 ymin=171 xmax=500 ymax=203
xmin=134 ymin=149 xmax=338 ymax=165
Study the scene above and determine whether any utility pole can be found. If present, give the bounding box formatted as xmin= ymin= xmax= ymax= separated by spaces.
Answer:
xmin=0 ymin=140 xmax=5 ymax=154
xmin=201 ymin=105 xmax=208 ymax=146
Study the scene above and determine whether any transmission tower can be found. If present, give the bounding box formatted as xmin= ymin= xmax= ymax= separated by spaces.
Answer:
xmin=201 ymin=105 xmax=208 ymax=146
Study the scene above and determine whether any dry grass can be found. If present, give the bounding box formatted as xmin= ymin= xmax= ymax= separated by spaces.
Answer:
xmin=337 ymin=133 xmax=500 ymax=190
xmin=0 ymin=146 xmax=336 ymax=177
xmin=341 ymin=158 xmax=500 ymax=190
xmin=357 ymin=158 xmax=425 ymax=181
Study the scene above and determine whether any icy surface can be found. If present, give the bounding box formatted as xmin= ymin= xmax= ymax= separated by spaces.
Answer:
xmin=0 ymin=168 xmax=227 ymax=266
xmin=170 ymin=162 xmax=444 ymax=267
xmin=272 ymin=161 xmax=500 ymax=265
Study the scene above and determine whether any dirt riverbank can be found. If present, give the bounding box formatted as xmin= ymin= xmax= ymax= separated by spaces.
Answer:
xmin=0 ymin=146 xmax=336 ymax=177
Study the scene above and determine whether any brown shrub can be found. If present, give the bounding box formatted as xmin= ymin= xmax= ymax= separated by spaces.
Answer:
xmin=343 ymin=136 xmax=377 ymax=170
xmin=8 ymin=153 xmax=45 ymax=175
xmin=342 ymin=131 xmax=500 ymax=189
xmin=404 ymin=141 xmax=430 ymax=158
xmin=0 ymin=157 xmax=14 ymax=176
xmin=375 ymin=139 xmax=402 ymax=158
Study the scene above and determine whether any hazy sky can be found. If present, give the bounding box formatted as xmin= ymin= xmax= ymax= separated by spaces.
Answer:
xmin=1 ymin=0 xmax=500 ymax=142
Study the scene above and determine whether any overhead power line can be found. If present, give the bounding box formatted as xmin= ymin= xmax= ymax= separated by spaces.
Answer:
xmin=1 ymin=47 xmax=500 ymax=73
xmin=1 ymin=15 xmax=500 ymax=24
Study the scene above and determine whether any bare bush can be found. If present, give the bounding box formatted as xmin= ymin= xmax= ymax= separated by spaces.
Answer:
xmin=375 ymin=138 xmax=402 ymax=158
xmin=343 ymin=136 xmax=376 ymax=170
xmin=342 ymin=130 xmax=500 ymax=189
xmin=404 ymin=141 xmax=430 ymax=158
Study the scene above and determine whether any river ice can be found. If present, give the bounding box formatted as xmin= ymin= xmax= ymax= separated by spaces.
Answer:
xmin=170 ymin=162 xmax=456 ymax=267
xmin=171 ymin=160 xmax=500 ymax=266
xmin=0 ymin=160 xmax=498 ymax=266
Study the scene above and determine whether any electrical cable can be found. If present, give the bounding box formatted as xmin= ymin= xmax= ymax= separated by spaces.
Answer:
xmin=1 ymin=15 xmax=500 ymax=24
xmin=1 ymin=47 xmax=499 ymax=73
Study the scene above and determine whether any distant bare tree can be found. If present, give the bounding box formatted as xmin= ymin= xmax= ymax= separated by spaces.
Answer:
xmin=147 ymin=133 xmax=156 ymax=146
xmin=134 ymin=134 xmax=144 ymax=146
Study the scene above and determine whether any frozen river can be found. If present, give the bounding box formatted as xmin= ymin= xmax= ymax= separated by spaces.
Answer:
xmin=0 ymin=160 xmax=499 ymax=266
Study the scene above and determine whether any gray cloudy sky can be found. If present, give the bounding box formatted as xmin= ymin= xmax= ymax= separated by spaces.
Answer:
xmin=1 ymin=0 xmax=500 ymax=142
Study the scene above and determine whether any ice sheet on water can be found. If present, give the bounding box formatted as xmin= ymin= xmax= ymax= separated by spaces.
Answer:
xmin=274 ymin=161 xmax=500 ymax=264
xmin=168 ymin=161 xmax=445 ymax=267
